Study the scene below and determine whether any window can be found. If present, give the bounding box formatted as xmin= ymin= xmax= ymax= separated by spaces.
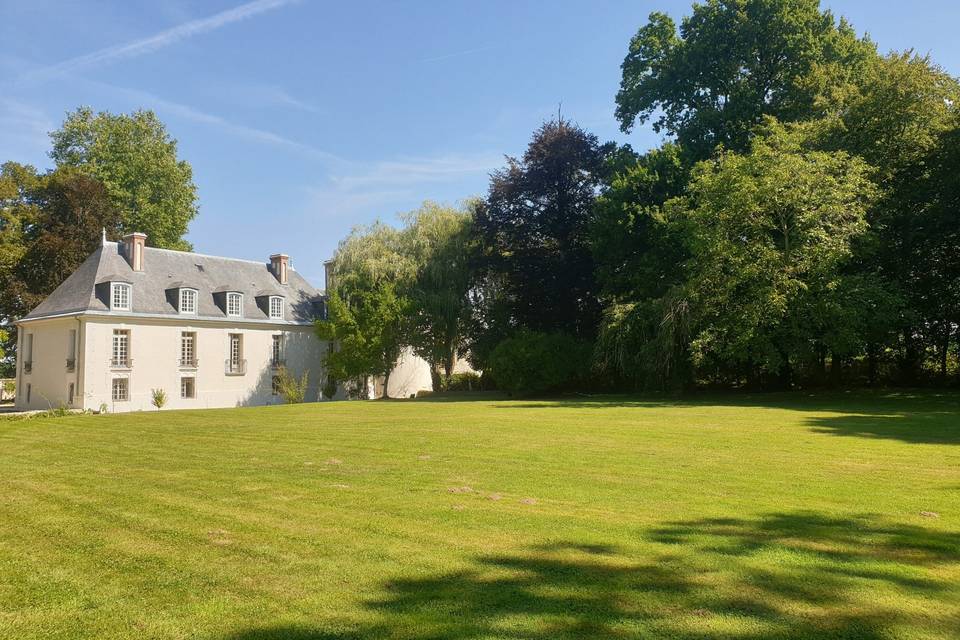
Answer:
xmin=68 ymin=383 xmax=75 ymax=404
xmin=181 ymin=377 xmax=195 ymax=399
xmin=23 ymin=333 xmax=33 ymax=373
xmin=226 ymin=292 xmax=243 ymax=317
xmin=269 ymin=296 xmax=284 ymax=320
xmin=111 ymin=283 xmax=131 ymax=311
xmin=67 ymin=329 xmax=77 ymax=371
xmin=112 ymin=329 xmax=130 ymax=367
xmin=180 ymin=332 xmax=197 ymax=367
xmin=271 ymin=375 xmax=281 ymax=396
xmin=179 ymin=288 xmax=198 ymax=314
xmin=226 ymin=333 xmax=245 ymax=375
xmin=112 ymin=378 xmax=128 ymax=402
xmin=229 ymin=334 xmax=242 ymax=363
xmin=26 ymin=383 xmax=31 ymax=403
xmin=272 ymin=334 xmax=283 ymax=366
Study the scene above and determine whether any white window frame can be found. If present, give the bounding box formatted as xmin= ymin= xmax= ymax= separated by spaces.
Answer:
xmin=180 ymin=376 xmax=195 ymax=399
xmin=272 ymin=333 xmax=283 ymax=365
xmin=229 ymin=333 xmax=243 ymax=366
xmin=112 ymin=329 xmax=130 ymax=366
xmin=112 ymin=378 xmax=128 ymax=402
xmin=180 ymin=331 xmax=196 ymax=367
xmin=269 ymin=296 xmax=284 ymax=320
xmin=226 ymin=292 xmax=243 ymax=317
xmin=179 ymin=288 xmax=198 ymax=315
xmin=111 ymin=283 xmax=131 ymax=311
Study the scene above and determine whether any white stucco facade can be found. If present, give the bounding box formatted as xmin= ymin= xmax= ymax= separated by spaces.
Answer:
xmin=14 ymin=236 xmax=475 ymax=411
xmin=15 ymin=314 xmax=326 ymax=412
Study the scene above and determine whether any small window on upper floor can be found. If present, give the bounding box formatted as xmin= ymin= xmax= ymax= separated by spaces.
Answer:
xmin=269 ymin=296 xmax=284 ymax=320
xmin=227 ymin=292 xmax=243 ymax=317
xmin=179 ymin=288 xmax=198 ymax=314
xmin=111 ymin=283 xmax=131 ymax=311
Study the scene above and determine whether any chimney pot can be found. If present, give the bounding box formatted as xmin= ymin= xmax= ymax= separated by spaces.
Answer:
xmin=270 ymin=254 xmax=289 ymax=285
xmin=122 ymin=232 xmax=147 ymax=272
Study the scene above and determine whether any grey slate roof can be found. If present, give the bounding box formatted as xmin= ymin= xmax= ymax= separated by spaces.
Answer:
xmin=23 ymin=242 xmax=323 ymax=324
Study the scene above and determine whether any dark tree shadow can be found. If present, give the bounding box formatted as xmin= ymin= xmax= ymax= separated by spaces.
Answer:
xmin=486 ymin=391 xmax=960 ymax=445
xmin=226 ymin=512 xmax=960 ymax=640
xmin=806 ymin=411 xmax=960 ymax=444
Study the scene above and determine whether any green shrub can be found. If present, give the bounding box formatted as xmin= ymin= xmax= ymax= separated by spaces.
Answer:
xmin=276 ymin=367 xmax=309 ymax=404
xmin=151 ymin=388 xmax=167 ymax=410
xmin=322 ymin=375 xmax=338 ymax=400
xmin=486 ymin=330 xmax=591 ymax=395
xmin=443 ymin=372 xmax=483 ymax=392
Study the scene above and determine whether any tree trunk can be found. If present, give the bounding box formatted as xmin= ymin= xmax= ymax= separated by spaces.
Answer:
xmin=429 ymin=365 xmax=443 ymax=393
xmin=746 ymin=361 xmax=761 ymax=392
xmin=813 ymin=343 xmax=826 ymax=386
xmin=443 ymin=348 xmax=456 ymax=389
xmin=900 ymin=328 xmax=921 ymax=386
xmin=866 ymin=343 xmax=879 ymax=387
xmin=939 ymin=329 xmax=949 ymax=381
xmin=829 ymin=351 xmax=842 ymax=388
xmin=381 ymin=371 xmax=391 ymax=399
xmin=776 ymin=349 xmax=793 ymax=391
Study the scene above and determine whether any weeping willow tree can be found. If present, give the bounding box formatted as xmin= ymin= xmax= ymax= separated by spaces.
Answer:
xmin=316 ymin=223 xmax=414 ymax=398
xmin=401 ymin=201 xmax=477 ymax=390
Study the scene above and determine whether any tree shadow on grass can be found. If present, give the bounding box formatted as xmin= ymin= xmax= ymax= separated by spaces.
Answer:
xmin=805 ymin=411 xmax=960 ymax=444
xmin=226 ymin=511 xmax=960 ymax=640
xmin=490 ymin=391 xmax=960 ymax=445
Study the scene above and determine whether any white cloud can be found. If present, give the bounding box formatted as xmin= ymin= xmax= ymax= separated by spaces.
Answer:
xmin=13 ymin=0 xmax=301 ymax=86
xmin=0 ymin=99 xmax=55 ymax=166
xmin=329 ymin=153 xmax=502 ymax=190
xmin=85 ymin=80 xmax=343 ymax=163
xmin=214 ymin=83 xmax=321 ymax=113
xmin=304 ymin=152 xmax=500 ymax=220
xmin=419 ymin=44 xmax=498 ymax=64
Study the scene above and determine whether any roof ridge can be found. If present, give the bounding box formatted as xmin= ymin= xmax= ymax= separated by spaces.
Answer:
xmin=108 ymin=241 xmax=270 ymax=266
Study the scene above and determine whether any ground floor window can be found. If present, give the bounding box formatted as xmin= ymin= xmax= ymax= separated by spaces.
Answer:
xmin=112 ymin=378 xmax=128 ymax=402
xmin=26 ymin=383 xmax=31 ymax=403
xmin=181 ymin=377 xmax=195 ymax=399
xmin=68 ymin=383 xmax=75 ymax=404
xmin=272 ymin=375 xmax=281 ymax=396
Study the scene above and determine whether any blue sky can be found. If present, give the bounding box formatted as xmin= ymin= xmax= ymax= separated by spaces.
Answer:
xmin=2 ymin=1 xmax=959 ymax=286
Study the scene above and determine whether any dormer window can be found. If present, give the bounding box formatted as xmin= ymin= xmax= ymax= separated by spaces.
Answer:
xmin=111 ymin=283 xmax=131 ymax=311
xmin=269 ymin=296 xmax=284 ymax=320
xmin=226 ymin=292 xmax=243 ymax=317
xmin=179 ymin=288 xmax=198 ymax=314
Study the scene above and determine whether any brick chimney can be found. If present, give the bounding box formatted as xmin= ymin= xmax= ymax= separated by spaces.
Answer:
xmin=122 ymin=232 xmax=147 ymax=272
xmin=324 ymin=259 xmax=335 ymax=292
xmin=270 ymin=254 xmax=289 ymax=285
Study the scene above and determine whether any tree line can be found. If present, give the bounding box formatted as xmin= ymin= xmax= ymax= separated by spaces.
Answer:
xmin=1 ymin=108 xmax=198 ymax=373
xmin=321 ymin=0 xmax=959 ymax=395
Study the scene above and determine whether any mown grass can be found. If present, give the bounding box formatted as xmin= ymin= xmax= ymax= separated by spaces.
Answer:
xmin=1 ymin=391 xmax=958 ymax=639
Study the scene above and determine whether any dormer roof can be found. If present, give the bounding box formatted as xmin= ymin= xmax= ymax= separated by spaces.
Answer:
xmin=22 ymin=242 xmax=323 ymax=324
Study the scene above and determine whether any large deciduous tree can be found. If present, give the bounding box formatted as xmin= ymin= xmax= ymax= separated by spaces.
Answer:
xmin=0 ymin=164 xmax=122 ymax=374
xmin=678 ymin=121 xmax=876 ymax=388
xmin=472 ymin=119 xmax=610 ymax=365
xmin=819 ymin=52 xmax=960 ymax=383
xmin=50 ymin=107 xmax=198 ymax=250
xmin=590 ymin=143 xmax=692 ymax=390
xmin=615 ymin=0 xmax=874 ymax=160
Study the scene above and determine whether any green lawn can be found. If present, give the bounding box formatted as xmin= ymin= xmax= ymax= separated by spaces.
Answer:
xmin=1 ymin=393 xmax=959 ymax=640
